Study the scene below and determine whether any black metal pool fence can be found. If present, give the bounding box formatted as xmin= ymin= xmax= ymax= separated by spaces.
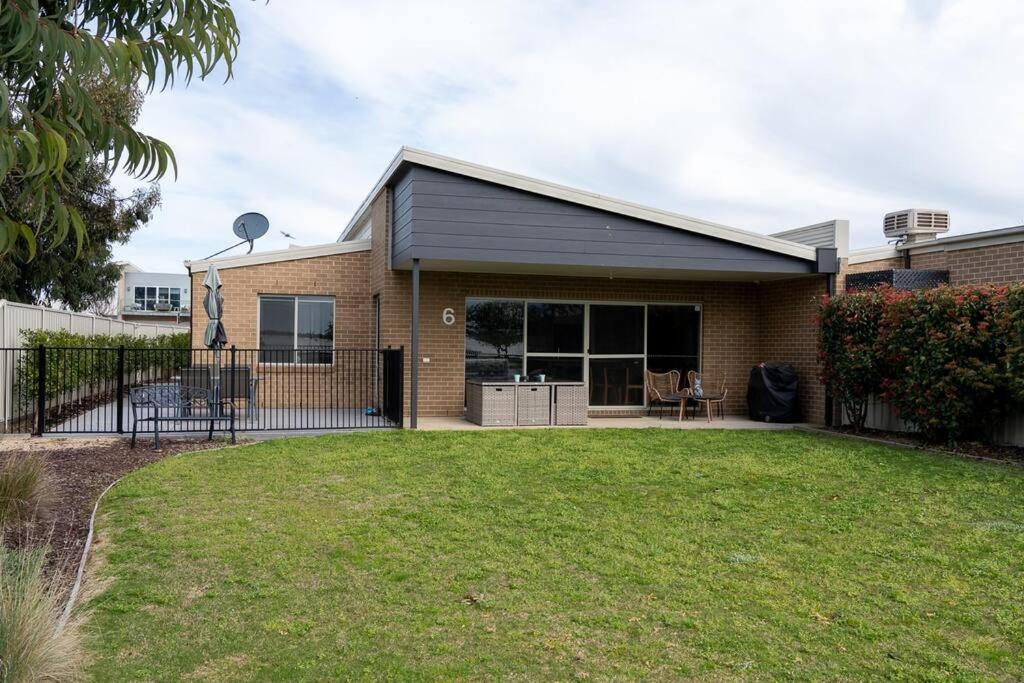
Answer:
xmin=0 ymin=345 xmax=404 ymax=435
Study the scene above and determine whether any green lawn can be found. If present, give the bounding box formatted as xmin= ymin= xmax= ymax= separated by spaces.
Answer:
xmin=85 ymin=430 xmax=1024 ymax=680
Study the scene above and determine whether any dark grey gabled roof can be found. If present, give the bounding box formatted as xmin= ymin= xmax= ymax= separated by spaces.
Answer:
xmin=339 ymin=147 xmax=819 ymax=263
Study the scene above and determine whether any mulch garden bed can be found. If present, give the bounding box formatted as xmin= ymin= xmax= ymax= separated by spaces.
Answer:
xmin=2 ymin=436 xmax=238 ymax=593
xmin=828 ymin=426 xmax=1024 ymax=465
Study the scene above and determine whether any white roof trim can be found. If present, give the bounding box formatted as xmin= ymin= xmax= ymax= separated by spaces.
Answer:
xmin=901 ymin=225 xmax=1024 ymax=255
xmin=338 ymin=147 xmax=818 ymax=261
xmin=186 ymin=240 xmax=371 ymax=273
xmin=848 ymin=245 xmax=902 ymax=265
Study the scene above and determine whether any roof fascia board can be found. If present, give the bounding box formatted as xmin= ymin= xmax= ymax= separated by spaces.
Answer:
xmin=339 ymin=147 xmax=817 ymax=261
xmin=187 ymin=240 xmax=371 ymax=273
xmin=901 ymin=225 xmax=1024 ymax=254
xmin=848 ymin=245 xmax=902 ymax=264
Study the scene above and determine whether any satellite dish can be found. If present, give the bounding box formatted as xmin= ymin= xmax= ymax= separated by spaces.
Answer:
xmin=233 ymin=212 xmax=270 ymax=242
xmin=200 ymin=211 xmax=271 ymax=260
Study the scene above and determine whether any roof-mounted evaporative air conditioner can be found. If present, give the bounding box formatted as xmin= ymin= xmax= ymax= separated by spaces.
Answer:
xmin=883 ymin=209 xmax=949 ymax=244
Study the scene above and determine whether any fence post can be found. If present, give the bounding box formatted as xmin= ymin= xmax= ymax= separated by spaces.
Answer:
xmin=398 ymin=345 xmax=405 ymax=429
xmin=116 ymin=345 xmax=126 ymax=434
xmin=34 ymin=344 xmax=45 ymax=436
xmin=229 ymin=345 xmax=237 ymax=443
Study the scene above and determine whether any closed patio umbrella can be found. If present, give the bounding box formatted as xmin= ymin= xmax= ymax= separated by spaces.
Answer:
xmin=203 ymin=266 xmax=228 ymax=412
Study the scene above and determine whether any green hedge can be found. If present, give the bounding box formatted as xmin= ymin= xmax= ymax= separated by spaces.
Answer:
xmin=17 ymin=329 xmax=190 ymax=402
xmin=819 ymin=284 xmax=1024 ymax=443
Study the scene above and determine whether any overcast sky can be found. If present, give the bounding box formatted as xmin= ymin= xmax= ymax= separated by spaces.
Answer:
xmin=113 ymin=0 xmax=1024 ymax=272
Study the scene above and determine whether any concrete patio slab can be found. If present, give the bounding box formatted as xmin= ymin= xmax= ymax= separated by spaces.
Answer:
xmin=414 ymin=415 xmax=810 ymax=431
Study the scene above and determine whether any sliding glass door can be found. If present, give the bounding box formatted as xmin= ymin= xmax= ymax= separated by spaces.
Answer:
xmin=464 ymin=299 xmax=701 ymax=408
xmin=588 ymin=305 xmax=645 ymax=407
xmin=646 ymin=305 xmax=702 ymax=380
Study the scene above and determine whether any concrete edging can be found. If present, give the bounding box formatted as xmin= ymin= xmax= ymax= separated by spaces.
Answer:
xmin=56 ymin=441 xmax=245 ymax=634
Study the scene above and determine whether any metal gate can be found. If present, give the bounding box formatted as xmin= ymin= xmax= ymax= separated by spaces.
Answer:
xmin=0 ymin=346 xmax=404 ymax=435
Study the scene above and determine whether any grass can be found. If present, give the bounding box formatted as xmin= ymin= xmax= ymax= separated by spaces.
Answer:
xmin=85 ymin=430 xmax=1024 ymax=679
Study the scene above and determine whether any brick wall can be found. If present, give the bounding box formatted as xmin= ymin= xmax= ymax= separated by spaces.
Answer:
xmin=758 ymin=277 xmax=827 ymax=424
xmin=910 ymin=243 xmax=1024 ymax=285
xmin=190 ymin=250 xmax=373 ymax=349
xmin=189 ymin=250 xmax=374 ymax=408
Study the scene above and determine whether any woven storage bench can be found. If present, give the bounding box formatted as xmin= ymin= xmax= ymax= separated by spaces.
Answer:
xmin=553 ymin=384 xmax=587 ymax=425
xmin=466 ymin=382 xmax=516 ymax=426
xmin=516 ymin=385 xmax=552 ymax=426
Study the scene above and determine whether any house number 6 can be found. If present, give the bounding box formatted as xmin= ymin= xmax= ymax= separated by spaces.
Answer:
xmin=442 ymin=308 xmax=455 ymax=325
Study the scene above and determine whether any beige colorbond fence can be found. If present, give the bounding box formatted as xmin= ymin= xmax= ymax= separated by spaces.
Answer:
xmin=0 ymin=300 xmax=186 ymax=432
xmin=0 ymin=299 xmax=185 ymax=347
xmin=845 ymin=396 xmax=1024 ymax=447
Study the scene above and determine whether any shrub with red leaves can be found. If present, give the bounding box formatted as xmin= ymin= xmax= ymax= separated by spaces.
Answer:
xmin=818 ymin=287 xmax=895 ymax=431
xmin=1003 ymin=286 xmax=1024 ymax=404
xmin=878 ymin=285 xmax=1016 ymax=442
xmin=820 ymin=283 xmax=1024 ymax=443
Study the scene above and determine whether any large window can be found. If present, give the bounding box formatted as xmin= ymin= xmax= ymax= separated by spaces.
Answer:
xmin=464 ymin=299 xmax=702 ymax=408
xmin=465 ymin=299 xmax=524 ymax=381
xmin=258 ymin=295 xmax=335 ymax=363
xmin=134 ymin=286 xmax=183 ymax=311
xmin=526 ymin=303 xmax=584 ymax=382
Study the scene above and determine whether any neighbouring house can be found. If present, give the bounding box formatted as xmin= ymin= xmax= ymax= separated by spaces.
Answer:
xmin=116 ymin=262 xmax=191 ymax=325
xmin=184 ymin=147 xmax=1024 ymax=429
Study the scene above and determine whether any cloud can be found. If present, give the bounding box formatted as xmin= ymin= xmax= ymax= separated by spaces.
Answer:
xmin=114 ymin=0 xmax=1024 ymax=271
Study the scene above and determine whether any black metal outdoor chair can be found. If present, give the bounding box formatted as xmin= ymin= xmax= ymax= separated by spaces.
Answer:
xmin=130 ymin=385 xmax=236 ymax=449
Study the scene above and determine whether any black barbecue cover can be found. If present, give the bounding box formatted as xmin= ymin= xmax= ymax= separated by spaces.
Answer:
xmin=747 ymin=362 xmax=799 ymax=422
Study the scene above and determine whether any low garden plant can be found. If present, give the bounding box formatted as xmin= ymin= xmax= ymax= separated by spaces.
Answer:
xmin=820 ymin=283 xmax=1024 ymax=442
xmin=0 ymin=454 xmax=83 ymax=681
xmin=0 ymin=546 xmax=83 ymax=683
xmin=0 ymin=454 xmax=54 ymax=529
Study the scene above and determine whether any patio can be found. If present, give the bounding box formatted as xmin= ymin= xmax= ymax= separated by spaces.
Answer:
xmin=416 ymin=415 xmax=808 ymax=431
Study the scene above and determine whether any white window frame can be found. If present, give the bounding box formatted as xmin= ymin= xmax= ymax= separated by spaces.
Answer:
xmin=464 ymin=297 xmax=702 ymax=410
xmin=257 ymin=294 xmax=336 ymax=365
xmin=133 ymin=286 xmax=183 ymax=311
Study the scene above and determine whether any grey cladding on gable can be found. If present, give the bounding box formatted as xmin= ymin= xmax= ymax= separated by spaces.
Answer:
xmin=391 ymin=165 xmax=813 ymax=275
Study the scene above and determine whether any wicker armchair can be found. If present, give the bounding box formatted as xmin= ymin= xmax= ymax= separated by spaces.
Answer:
xmin=686 ymin=371 xmax=728 ymax=422
xmin=644 ymin=369 xmax=687 ymax=419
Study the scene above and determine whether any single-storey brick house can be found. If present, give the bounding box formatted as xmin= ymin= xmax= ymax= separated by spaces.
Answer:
xmin=185 ymin=148 xmax=1024 ymax=428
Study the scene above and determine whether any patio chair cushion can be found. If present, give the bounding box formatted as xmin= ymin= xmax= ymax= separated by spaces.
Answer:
xmin=693 ymin=378 xmax=703 ymax=398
